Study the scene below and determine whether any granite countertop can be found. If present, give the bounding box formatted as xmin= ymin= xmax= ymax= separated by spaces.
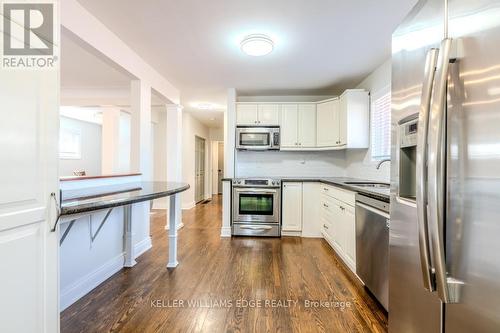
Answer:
xmin=223 ymin=177 xmax=390 ymax=202
xmin=61 ymin=181 xmax=190 ymax=215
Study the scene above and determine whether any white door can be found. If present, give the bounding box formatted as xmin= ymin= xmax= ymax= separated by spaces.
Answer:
xmin=217 ymin=142 xmax=224 ymax=194
xmin=338 ymin=93 xmax=348 ymax=146
xmin=316 ymin=100 xmax=340 ymax=147
xmin=282 ymin=182 xmax=303 ymax=232
xmin=330 ymin=200 xmax=345 ymax=252
xmin=343 ymin=204 xmax=356 ymax=270
xmin=280 ymin=104 xmax=298 ymax=148
xmin=298 ymin=104 xmax=316 ymax=147
xmin=236 ymin=104 xmax=259 ymax=125
xmin=0 ymin=49 xmax=60 ymax=332
xmin=258 ymin=104 xmax=280 ymax=125
xmin=195 ymin=136 xmax=206 ymax=203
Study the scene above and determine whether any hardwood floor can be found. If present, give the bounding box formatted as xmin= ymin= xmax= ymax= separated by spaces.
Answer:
xmin=61 ymin=195 xmax=387 ymax=333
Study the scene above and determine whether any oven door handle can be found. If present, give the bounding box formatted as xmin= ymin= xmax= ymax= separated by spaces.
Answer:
xmin=234 ymin=188 xmax=278 ymax=194
xmin=239 ymin=225 xmax=273 ymax=231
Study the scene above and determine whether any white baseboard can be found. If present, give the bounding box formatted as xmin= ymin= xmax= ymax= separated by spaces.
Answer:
xmin=134 ymin=236 xmax=152 ymax=258
xmin=60 ymin=237 xmax=152 ymax=311
xmin=220 ymin=226 xmax=231 ymax=237
xmin=282 ymin=230 xmax=302 ymax=237
xmin=182 ymin=201 xmax=196 ymax=210
xmin=60 ymin=253 xmax=124 ymax=311
xmin=165 ymin=222 xmax=184 ymax=231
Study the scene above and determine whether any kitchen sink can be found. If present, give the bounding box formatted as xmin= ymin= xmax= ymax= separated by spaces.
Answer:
xmin=344 ymin=182 xmax=390 ymax=189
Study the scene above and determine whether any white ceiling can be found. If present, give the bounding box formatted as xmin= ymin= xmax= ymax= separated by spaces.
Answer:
xmin=74 ymin=0 xmax=416 ymax=128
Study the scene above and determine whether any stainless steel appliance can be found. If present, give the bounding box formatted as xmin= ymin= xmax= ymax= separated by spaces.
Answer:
xmin=232 ymin=178 xmax=281 ymax=236
xmin=356 ymin=194 xmax=390 ymax=311
xmin=235 ymin=126 xmax=280 ymax=150
xmin=390 ymin=1 xmax=500 ymax=332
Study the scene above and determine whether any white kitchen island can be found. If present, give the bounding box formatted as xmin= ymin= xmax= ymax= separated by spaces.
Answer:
xmin=57 ymin=174 xmax=189 ymax=310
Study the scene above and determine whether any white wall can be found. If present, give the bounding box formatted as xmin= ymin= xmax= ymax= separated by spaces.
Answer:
xmin=345 ymin=58 xmax=392 ymax=182
xmin=59 ymin=116 xmax=102 ymax=176
xmin=236 ymin=150 xmax=346 ymax=178
xmin=182 ymin=112 xmax=210 ymax=209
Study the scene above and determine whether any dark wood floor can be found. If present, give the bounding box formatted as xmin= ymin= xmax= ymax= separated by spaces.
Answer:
xmin=61 ymin=195 xmax=387 ymax=333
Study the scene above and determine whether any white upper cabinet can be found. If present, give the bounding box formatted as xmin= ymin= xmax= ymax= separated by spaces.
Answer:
xmin=280 ymin=103 xmax=316 ymax=149
xmin=280 ymin=104 xmax=299 ymax=147
xmin=317 ymin=99 xmax=340 ymax=147
xmin=298 ymin=104 xmax=316 ymax=147
xmin=258 ymin=104 xmax=280 ymax=125
xmin=236 ymin=89 xmax=368 ymax=150
xmin=316 ymin=90 xmax=369 ymax=149
xmin=236 ymin=103 xmax=280 ymax=125
xmin=236 ymin=104 xmax=259 ymax=125
xmin=338 ymin=89 xmax=369 ymax=148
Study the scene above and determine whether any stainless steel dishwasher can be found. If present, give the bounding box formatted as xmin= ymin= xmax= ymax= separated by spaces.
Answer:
xmin=355 ymin=193 xmax=390 ymax=310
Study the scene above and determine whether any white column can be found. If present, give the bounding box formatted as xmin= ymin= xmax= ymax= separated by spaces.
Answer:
xmin=130 ymin=80 xmax=152 ymax=180
xmin=167 ymin=195 xmax=179 ymax=268
xmin=221 ymin=88 xmax=236 ymax=237
xmin=130 ymin=80 xmax=152 ymax=259
xmin=166 ymin=104 xmax=183 ymax=230
xmin=101 ymin=107 xmax=121 ymax=174
xmin=152 ymin=109 xmax=169 ymax=209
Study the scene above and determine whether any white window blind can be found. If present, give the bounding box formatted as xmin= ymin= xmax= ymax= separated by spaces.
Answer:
xmin=371 ymin=87 xmax=391 ymax=160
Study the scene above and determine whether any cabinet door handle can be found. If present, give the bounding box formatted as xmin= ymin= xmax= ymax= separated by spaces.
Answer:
xmin=323 ymin=224 xmax=329 ymax=229
xmin=323 ymin=203 xmax=329 ymax=208
xmin=323 ymin=188 xmax=329 ymax=191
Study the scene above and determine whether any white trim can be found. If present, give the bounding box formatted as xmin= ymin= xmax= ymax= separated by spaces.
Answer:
xmin=281 ymin=231 xmax=302 ymax=237
xmin=182 ymin=201 xmax=196 ymax=210
xmin=165 ymin=222 xmax=184 ymax=231
xmin=60 ymin=253 xmax=124 ymax=311
xmin=60 ymin=236 xmax=152 ymax=311
xmin=134 ymin=236 xmax=152 ymax=258
xmin=220 ymin=226 xmax=231 ymax=237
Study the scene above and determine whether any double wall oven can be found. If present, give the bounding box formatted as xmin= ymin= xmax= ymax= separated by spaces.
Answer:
xmin=232 ymin=178 xmax=281 ymax=237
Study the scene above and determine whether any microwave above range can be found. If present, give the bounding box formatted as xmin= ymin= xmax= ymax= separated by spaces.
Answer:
xmin=236 ymin=126 xmax=280 ymax=151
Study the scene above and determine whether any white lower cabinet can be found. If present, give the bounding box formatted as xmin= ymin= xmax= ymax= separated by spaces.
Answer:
xmin=281 ymin=181 xmax=357 ymax=274
xmin=319 ymin=185 xmax=357 ymax=273
xmin=281 ymin=182 xmax=303 ymax=232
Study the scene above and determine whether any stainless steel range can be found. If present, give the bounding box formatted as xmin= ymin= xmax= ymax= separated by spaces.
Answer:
xmin=232 ymin=178 xmax=281 ymax=237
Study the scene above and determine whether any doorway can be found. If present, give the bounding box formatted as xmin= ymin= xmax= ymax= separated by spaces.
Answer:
xmin=217 ymin=142 xmax=224 ymax=194
xmin=195 ymin=136 xmax=206 ymax=203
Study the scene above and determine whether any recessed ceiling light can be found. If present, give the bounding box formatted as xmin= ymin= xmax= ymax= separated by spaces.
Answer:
xmin=240 ymin=34 xmax=274 ymax=56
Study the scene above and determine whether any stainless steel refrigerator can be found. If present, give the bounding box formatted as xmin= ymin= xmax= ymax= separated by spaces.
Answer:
xmin=390 ymin=0 xmax=500 ymax=332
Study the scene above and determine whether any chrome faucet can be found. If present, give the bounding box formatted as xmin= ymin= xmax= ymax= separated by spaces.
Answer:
xmin=376 ymin=159 xmax=391 ymax=170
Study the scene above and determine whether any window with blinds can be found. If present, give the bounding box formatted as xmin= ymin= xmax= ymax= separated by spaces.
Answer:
xmin=371 ymin=88 xmax=391 ymax=160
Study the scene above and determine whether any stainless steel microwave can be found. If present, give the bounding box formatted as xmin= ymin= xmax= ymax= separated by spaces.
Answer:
xmin=235 ymin=126 xmax=280 ymax=150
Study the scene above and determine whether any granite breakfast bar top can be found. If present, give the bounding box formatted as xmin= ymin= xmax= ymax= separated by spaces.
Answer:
xmin=60 ymin=181 xmax=190 ymax=215
xmin=222 ymin=177 xmax=389 ymax=202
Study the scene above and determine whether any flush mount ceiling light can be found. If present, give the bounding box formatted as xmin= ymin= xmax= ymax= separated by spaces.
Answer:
xmin=194 ymin=103 xmax=215 ymax=110
xmin=240 ymin=34 xmax=274 ymax=56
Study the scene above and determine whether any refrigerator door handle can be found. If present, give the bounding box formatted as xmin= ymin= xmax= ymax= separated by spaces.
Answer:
xmin=427 ymin=38 xmax=463 ymax=304
xmin=416 ymin=48 xmax=439 ymax=292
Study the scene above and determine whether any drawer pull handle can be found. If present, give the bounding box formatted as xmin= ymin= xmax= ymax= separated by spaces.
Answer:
xmin=323 ymin=203 xmax=329 ymax=208
xmin=324 ymin=188 xmax=329 ymax=191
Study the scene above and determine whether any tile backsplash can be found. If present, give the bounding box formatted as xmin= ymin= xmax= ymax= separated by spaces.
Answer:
xmin=235 ymin=149 xmax=390 ymax=182
xmin=235 ymin=150 xmax=347 ymax=178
